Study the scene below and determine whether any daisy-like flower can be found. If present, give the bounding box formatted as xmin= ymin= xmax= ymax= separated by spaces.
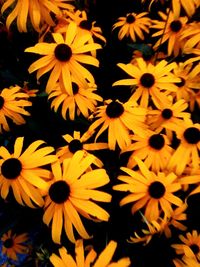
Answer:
xmin=1 ymin=230 xmax=29 ymax=261
xmin=167 ymin=119 xmax=200 ymax=175
xmin=87 ymin=99 xmax=147 ymax=150
xmin=43 ymin=151 xmax=111 ymax=244
xmin=113 ymin=157 xmax=183 ymax=221
xmin=25 ymin=22 xmax=102 ymax=95
xmin=113 ymin=58 xmax=180 ymax=108
xmin=151 ymin=10 xmax=188 ymax=56
xmin=124 ymin=130 xmax=173 ymax=172
xmin=0 ymin=137 xmax=57 ymax=208
xmin=112 ymin=12 xmax=152 ymax=42
xmin=171 ymin=230 xmax=200 ymax=261
xmin=48 ymin=80 xmax=103 ymax=120
xmin=50 ymin=239 xmax=131 ymax=267
xmin=56 ymin=130 xmax=108 ymax=166
xmin=0 ymin=86 xmax=32 ymax=133
xmin=1 ymin=0 xmax=75 ymax=32
xmin=172 ymin=0 xmax=198 ymax=17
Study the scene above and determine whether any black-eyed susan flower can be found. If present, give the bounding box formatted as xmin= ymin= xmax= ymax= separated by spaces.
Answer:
xmin=124 ymin=130 xmax=173 ymax=172
xmin=171 ymin=230 xmax=200 ymax=261
xmin=43 ymin=151 xmax=111 ymax=244
xmin=1 ymin=230 xmax=29 ymax=261
xmin=113 ymin=58 xmax=180 ymax=108
xmin=87 ymin=99 xmax=147 ymax=150
xmin=172 ymin=0 xmax=198 ymax=17
xmin=25 ymin=22 xmax=102 ymax=94
xmin=56 ymin=130 xmax=108 ymax=166
xmin=1 ymin=0 xmax=74 ymax=32
xmin=0 ymin=137 xmax=57 ymax=208
xmin=113 ymin=157 xmax=183 ymax=221
xmin=48 ymin=80 xmax=103 ymax=120
xmin=112 ymin=12 xmax=152 ymax=42
xmin=0 ymin=86 xmax=32 ymax=133
xmin=151 ymin=10 xmax=188 ymax=56
xmin=167 ymin=119 xmax=200 ymax=175
xmin=50 ymin=239 xmax=131 ymax=267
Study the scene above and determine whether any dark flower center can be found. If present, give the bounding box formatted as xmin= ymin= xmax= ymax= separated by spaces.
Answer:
xmin=0 ymin=96 xmax=4 ymax=109
xmin=49 ymin=180 xmax=70 ymax=204
xmin=54 ymin=44 xmax=72 ymax=62
xmin=126 ymin=14 xmax=136 ymax=24
xmin=106 ymin=101 xmax=124 ymax=118
xmin=149 ymin=134 xmax=165 ymax=150
xmin=190 ymin=244 xmax=200 ymax=254
xmin=170 ymin=20 xmax=182 ymax=32
xmin=3 ymin=238 xmax=14 ymax=248
xmin=183 ymin=127 xmax=200 ymax=144
xmin=68 ymin=139 xmax=83 ymax=153
xmin=161 ymin=108 xmax=173 ymax=119
xmin=175 ymin=77 xmax=185 ymax=87
xmin=79 ymin=20 xmax=92 ymax=30
xmin=148 ymin=181 xmax=166 ymax=199
xmin=140 ymin=73 xmax=155 ymax=88
xmin=72 ymin=82 xmax=79 ymax=95
xmin=1 ymin=158 xmax=22 ymax=179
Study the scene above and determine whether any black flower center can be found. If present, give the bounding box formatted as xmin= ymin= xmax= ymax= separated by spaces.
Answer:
xmin=106 ymin=101 xmax=124 ymax=118
xmin=140 ymin=73 xmax=155 ymax=88
xmin=1 ymin=158 xmax=22 ymax=179
xmin=54 ymin=44 xmax=72 ymax=62
xmin=79 ymin=20 xmax=92 ymax=30
xmin=170 ymin=20 xmax=182 ymax=32
xmin=161 ymin=108 xmax=173 ymax=119
xmin=183 ymin=127 xmax=200 ymax=144
xmin=175 ymin=77 xmax=185 ymax=87
xmin=3 ymin=238 xmax=14 ymax=248
xmin=190 ymin=244 xmax=200 ymax=254
xmin=148 ymin=181 xmax=166 ymax=199
xmin=49 ymin=180 xmax=70 ymax=204
xmin=68 ymin=139 xmax=83 ymax=153
xmin=0 ymin=96 xmax=4 ymax=109
xmin=148 ymin=134 xmax=165 ymax=150
xmin=126 ymin=14 xmax=136 ymax=24
xmin=72 ymin=82 xmax=79 ymax=95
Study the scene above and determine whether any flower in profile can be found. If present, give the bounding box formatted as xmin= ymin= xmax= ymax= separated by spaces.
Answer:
xmin=113 ymin=157 xmax=183 ymax=221
xmin=1 ymin=230 xmax=29 ymax=261
xmin=56 ymin=130 xmax=108 ymax=166
xmin=113 ymin=58 xmax=180 ymax=108
xmin=167 ymin=119 xmax=200 ymax=175
xmin=124 ymin=130 xmax=173 ymax=172
xmin=112 ymin=12 xmax=152 ymax=42
xmin=1 ymin=0 xmax=74 ymax=32
xmin=87 ymin=99 xmax=147 ymax=150
xmin=0 ymin=86 xmax=32 ymax=133
xmin=50 ymin=239 xmax=131 ymax=267
xmin=172 ymin=0 xmax=198 ymax=17
xmin=151 ymin=10 xmax=188 ymax=56
xmin=25 ymin=22 xmax=102 ymax=94
xmin=0 ymin=137 xmax=57 ymax=208
xmin=171 ymin=230 xmax=200 ymax=261
xmin=43 ymin=151 xmax=111 ymax=243
xmin=48 ymin=80 xmax=103 ymax=120
xmin=21 ymin=82 xmax=39 ymax=98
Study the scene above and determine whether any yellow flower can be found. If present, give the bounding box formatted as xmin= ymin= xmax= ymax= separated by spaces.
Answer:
xmin=1 ymin=230 xmax=29 ymax=261
xmin=112 ymin=12 xmax=152 ymax=42
xmin=0 ymin=86 xmax=32 ymax=133
xmin=113 ymin=157 xmax=183 ymax=221
xmin=50 ymin=240 xmax=131 ymax=267
xmin=25 ymin=22 xmax=102 ymax=95
xmin=87 ymin=99 xmax=147 ymax=150
xmin=113 ymin=58 xmax=180 ymax=108
xmin=1 ymin=0 xmax=75 ymax=32
xmin=43 ymin=151 xmax=111 ymax=243
xmin=48 ymin=80 xmax=102 ymax=120
xmin=181 ymin=22 xmax=200 ymax=52
xmin=173 ymin=256 xmax=200 ymax=267
xmin=0 ymin=137 xmax=57 ymax=208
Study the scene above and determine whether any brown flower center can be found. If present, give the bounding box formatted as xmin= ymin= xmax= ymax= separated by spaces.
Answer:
xmin=170 ymin=20 xmax=182 ymax=32
xmin=161 ymin=108 xmax=173 ymax=119
xmin=190 ymin=244 xmax=200 ymax=254
xmin=126 ymin=14 xmax=136 ymax=24
xmin=140 ymin=73 xmax=155 ymax=88
xmin=148 ymin=134 xmax=165 ymax=150
xmin=106 ymin=101 xmax=124 ymax=118
xmin=54 ymin=44 xmax=72 ymax=62
xmin=1 ymin=158 xmax=22 ymax=179
xmin=3 ymin=238 xmax=14 ymax=248
xmin=49 ymin=180 xmax=70 ymax=204
xmin=68 ymin=139 xmax=83 ymax=153
xmin=79 ymin=20 xmax=92 ymax=30
xmin=148 ymin=181 xmax=166 ymax=199
xmin=175 ymin=77 xmax=185 ymax=87
xmin=0 ymin=96 xmax=4 ymax=109
xmin=183 ymin=127 xmax=200 ymax=144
